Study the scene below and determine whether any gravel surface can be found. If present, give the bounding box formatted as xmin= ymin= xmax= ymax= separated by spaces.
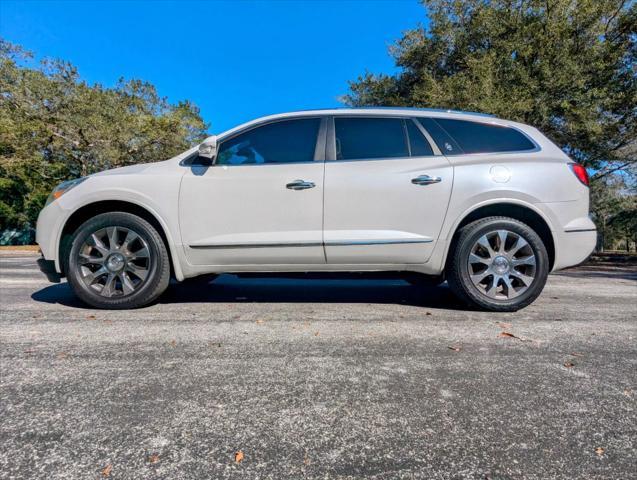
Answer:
xmin=1 ymin=252 xmax=635 ymax=479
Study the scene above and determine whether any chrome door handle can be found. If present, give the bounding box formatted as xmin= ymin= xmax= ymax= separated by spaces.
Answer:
xmin=411 ymin=174 xmax=442 ymax=186
xmin=286 ymin=179 xmax=316 ymax=190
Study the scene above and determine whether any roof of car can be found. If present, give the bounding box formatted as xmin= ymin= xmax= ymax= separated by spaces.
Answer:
xmin=217 ymin=107 xmax=518 ymax=139
xmin=289 ymin=107 xmax=496 ymax=118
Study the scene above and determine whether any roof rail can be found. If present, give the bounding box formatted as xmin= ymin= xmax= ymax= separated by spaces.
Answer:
xmin=348 ymin=106 xmax=496 ymax=118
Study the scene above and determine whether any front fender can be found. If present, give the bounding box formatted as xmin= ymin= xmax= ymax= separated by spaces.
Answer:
xmin=47 ymin=186 xmax=184 ymax=281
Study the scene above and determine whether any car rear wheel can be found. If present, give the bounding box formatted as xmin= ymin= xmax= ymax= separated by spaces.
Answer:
xmin=66 ymin=212 xmax=170 ymax=309
xmin=446 ymin=216 xmax=549 ymax=311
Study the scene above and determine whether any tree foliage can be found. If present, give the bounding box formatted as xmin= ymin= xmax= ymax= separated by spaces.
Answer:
xmin=591 ymin=173 xmax=637 ymax=250
xmin=345 ymin=0 xmax=636 ymax=175
xmin=0 ymin=39 xmax=208 ymax=234
xmin=344 ymin=0 xmax=636 ymax=250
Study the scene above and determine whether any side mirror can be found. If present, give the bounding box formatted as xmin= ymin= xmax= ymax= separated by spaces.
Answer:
xmin=198 ymin=135 xmax=217 ymax=160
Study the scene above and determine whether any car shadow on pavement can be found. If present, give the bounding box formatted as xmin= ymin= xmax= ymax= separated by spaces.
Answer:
xmin=554 ymin=266 xmax=637 ymax=282
xmin=31 ymin=274 xmax=468 ymax=310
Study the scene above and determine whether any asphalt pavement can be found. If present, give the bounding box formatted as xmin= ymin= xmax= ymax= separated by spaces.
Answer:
xmin=1 ymin=251 xmax=635 ymax=479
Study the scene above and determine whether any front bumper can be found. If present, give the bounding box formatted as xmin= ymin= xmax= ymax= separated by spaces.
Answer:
xmin=36 ymin=201 xmax=66 ymax=273
xmin=37 ymin=256 xmax=62 ymax=283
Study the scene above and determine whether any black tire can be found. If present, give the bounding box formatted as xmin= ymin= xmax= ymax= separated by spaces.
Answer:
xmin=66 ymin=212 xmax=170 ymax=309
xmin=446 ymin=216 xmax=549 ymax=312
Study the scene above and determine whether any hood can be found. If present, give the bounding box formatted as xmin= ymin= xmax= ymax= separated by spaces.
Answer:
xmin=91 ymin=163 xmax=153 ymax=177
xmin=90 ymin=146 xmax=198 ymax=178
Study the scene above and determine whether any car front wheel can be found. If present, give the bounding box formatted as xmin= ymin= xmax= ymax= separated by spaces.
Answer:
xmin=446 ymin=216 xmax=549 ymax=312
xmin=66 ymin=212 xmax=170 ymax=309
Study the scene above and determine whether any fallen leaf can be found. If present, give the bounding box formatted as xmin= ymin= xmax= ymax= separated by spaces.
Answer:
xmin=314 ymin=331 xmax=320 ymax=336
xmin=255 ymin=319 xmax=265 ymax=325
xmin=101 ymin=464 xmax=112 ymax=477
xmin=595 ymin=447 xmax=604 ymax=456
xmin=235 ymin=451 xmax=244 ymax=463
xmin=169 ymin=340 xmax=176 ymax=347
xmin=148 ymin=454 xmax=160 ymax=464
xmin=498 ymin=332 xmax=521 ymax=340
xmin=303 ymin=454 xmax=310 ymax=465
xmin=425 ymin=312 xmax=432 ymax=316
xmin=86 ymin=314 xmax=96 ymax=320
xmin=570 ymin=352 xmax=585 ymax=357
xmin=564 ymin=361 xmax=575 ymax=368
xmin=448 ymin=346 xmax=461 ymax=352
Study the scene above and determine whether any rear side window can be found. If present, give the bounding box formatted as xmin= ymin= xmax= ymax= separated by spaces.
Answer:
xmin=434 ymin=118 xmax=536 ymax=154
xmin=417 ymin=117 xmax=462 ymax=155
xmin=406 ymin=120 xmax=434 ymax=156
xmin=216 ymin=118 xmax=320 ymax=165
xmin=335 ymin=117 xmax=408 ymax=160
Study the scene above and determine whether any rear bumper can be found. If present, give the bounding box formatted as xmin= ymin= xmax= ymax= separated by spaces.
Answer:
xmin=552 ymin=228 xmax=597 ymax=271
xmin=37 ymin=256 xmax=62 ymax=283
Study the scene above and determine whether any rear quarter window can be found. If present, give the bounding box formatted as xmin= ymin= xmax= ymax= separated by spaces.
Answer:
xmin=434 ymin=118 xmax=536 ymax=154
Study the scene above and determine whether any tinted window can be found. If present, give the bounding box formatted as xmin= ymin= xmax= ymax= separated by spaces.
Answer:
xmin=335 ymin=118 xmax=408 ymax=160
xmin=417 ymin=118 xmax=462 ymax=155
xmin=406 ymin=119 xmax=434 ymax=156
xmin=217 ymin=118 xmax=320 ymax=165
xmin=434 ymin=118 xmax=536 ymax=154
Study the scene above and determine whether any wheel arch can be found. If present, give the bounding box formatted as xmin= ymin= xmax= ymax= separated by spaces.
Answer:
xmin=57 ymin=200 xmax=183 ymax=280
xmin=444 ymin=202 xmax=556 ymax=271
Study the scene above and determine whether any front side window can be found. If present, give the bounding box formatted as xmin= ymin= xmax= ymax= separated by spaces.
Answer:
xmin=434 ymin=118 xmax=536 ymax=154
xmin=216 ymin=118 xmax=320 ymax=165
xmin=335 ymin=117 xmax=409 ymax=160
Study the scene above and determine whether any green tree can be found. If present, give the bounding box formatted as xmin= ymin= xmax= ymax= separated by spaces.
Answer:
xmin=344 ymin=0 xmax=636 ymax=250
xmin=344 ymin=0 xmax=636 ymax=176
xmin=0 ymin=39 xmax=208 ymax=240
xmin=591 ymin=172 xmax=636 ymax=251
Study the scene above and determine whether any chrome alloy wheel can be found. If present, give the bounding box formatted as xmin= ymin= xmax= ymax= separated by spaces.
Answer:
xmin=467 ymin=229 xmax=537 ymax=300
xmin=77 ymin=226 xmax=151 ymax=297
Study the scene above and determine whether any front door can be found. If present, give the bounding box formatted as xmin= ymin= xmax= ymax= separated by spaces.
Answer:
xmin=323 ymin=116 xmax=453 ymax=264
xmin=179 ymin=117 xmax=326 ymax=266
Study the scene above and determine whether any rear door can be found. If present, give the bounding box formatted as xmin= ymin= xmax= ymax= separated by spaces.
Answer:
xmin=323 ymin=116 xmax=453 ymax=264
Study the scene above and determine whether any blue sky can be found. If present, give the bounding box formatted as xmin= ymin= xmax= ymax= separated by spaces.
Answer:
xmin=0 ymin=0 xmax=428 ymax=132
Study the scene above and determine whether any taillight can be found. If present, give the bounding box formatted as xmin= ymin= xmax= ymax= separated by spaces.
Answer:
xmin=568 ymin=162 xmax=589 ymax=187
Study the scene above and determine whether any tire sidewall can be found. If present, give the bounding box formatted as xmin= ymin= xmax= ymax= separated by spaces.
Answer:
xmin=67 ymin=213 xmax=166 ymax=309
xmin=454 ymin=218 xmax=549 ymax=310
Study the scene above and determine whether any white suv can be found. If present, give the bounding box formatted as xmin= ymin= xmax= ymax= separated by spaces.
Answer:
xmin=36 ymin=108 xmax=596 ymax=311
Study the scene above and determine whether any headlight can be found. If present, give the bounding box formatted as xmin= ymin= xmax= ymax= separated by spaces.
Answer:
xmin=45 ymin=177 xmax=88 ymax=206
